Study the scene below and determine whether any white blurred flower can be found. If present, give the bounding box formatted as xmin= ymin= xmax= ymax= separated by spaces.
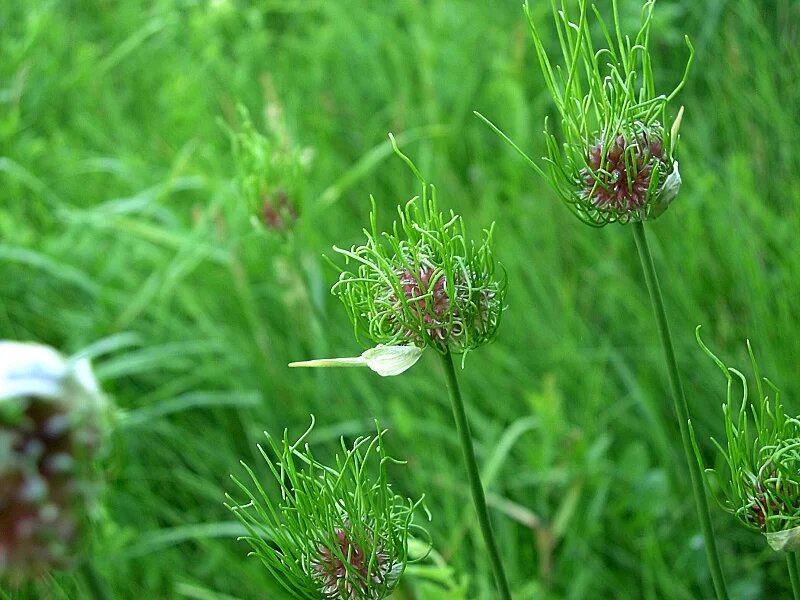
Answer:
xmin=0 ymin=341 xmax=107 ymax=580
xmin=0 ymin=342 xmax=102 ymax=409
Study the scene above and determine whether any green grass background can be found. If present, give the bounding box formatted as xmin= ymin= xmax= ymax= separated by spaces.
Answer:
xmin=1 ymin=0 xmax=799 ymax=598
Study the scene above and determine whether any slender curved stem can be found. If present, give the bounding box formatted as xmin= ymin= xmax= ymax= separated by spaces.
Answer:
xmin=79 ymin=561 xmax=110 ymax=600
xmin=632 ymin=221 xmax=729 ymax=600
xmin=440 ymin=350 xmax=512 ymax=600
xmin=788 ymin=552 xmax=800 ymax=600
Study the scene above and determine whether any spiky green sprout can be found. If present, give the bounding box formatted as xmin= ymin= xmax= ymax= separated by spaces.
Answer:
xmin=226 ymin=417 xmax=427 ymax=599
xmin=227 ymin=100 xmax=313 ymax=233
xmin=478 ymin=0 xmax=692 ymax=225
xmin=0 ymin=342 xmax=109 ymax=598
xmin=290 ymin=138 xmax=513 ymax=598
xmin=695 ymin=332 xmax=800 ymax=597
xmin=695 ymin=332 xmax=800 ymax=544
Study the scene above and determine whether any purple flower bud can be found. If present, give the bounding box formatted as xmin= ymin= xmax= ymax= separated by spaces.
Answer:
xmin=310 ymin=523 xmax=393 ymax=599
xmin=262 ymin=189 xmax=299 ymax=231
xmin=580 ymin=124 xmax=672 ymax=221
xmin=382 ymin=259 xmax=500 ymax=352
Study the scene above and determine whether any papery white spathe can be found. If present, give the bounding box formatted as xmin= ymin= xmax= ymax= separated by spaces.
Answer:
xmin=651 ymin=161 xmax=682 ymax=219
xmin=289 ymin=345 xmax=424 ymax=377
xmin=0 ymin=341 xmax=103 ymax=409
xmin=765 ymin=525 xmax=800 ymax=552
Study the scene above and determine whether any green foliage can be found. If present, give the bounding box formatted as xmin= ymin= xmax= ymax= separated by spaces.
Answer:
xmin=0 ymin=0 xmax=799 ymax=598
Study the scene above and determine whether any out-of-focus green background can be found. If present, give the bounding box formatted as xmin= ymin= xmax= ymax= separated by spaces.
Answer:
xmin=1 ymin=0 xmax=799 ymax=598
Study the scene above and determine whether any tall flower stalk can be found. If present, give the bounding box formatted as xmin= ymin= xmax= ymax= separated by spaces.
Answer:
xmin=633 ymin=222 xmax=727 ymax=598
xmin=290 ymin=137 xmax=511 ymax=598
xmin=695 ymin=333 xmax=800 ymax=597
xmin=478 ymin=1 xmax=728 ymax=597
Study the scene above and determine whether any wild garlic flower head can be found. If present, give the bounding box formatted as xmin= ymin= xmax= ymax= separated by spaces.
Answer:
xmin=480 ymin=0 xmax=692 ymax=225
xmin=226 ymin=418 xmax=427 ymax=599
xmin=228 ymin=98 xmax=312 ymax=233
xmin=331 ymin=139 xmax=505 ymax=356
xmin=746 ymin=438 xmax=800 ymax=535
xmin=0 ymin=342 xmax=107 ymax=581
xmin=696 ymin=331 xmax=800 ymax=552
xmin=532 ymin=0 xmax=692 ymax=225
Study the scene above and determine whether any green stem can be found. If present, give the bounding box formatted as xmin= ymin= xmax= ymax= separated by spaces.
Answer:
xmin=632 ymin=222 xmax=729 ymax=600
xmin=79 ymin=561 xmax=110 ymax=600
xmin=789 ymin=552 xmax=800 ymax=600
xmin=440 ymin=350 xmax=513 ymax=600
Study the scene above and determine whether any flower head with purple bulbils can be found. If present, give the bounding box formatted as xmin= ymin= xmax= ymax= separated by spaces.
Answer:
xmin=288 ymin=138 xmax=506 ymax=377
xmin=332 ymin=139 xmax=505 ymax=354
xmin=226 ymin=418 xmax=427 ymax=599
xmin=310 ymin=520 xmax=398 ymax=599
xmin=478 ymin=0 xmax=692 ymax=225
xmin=696 ymin=331 xmax=800 ymax=553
